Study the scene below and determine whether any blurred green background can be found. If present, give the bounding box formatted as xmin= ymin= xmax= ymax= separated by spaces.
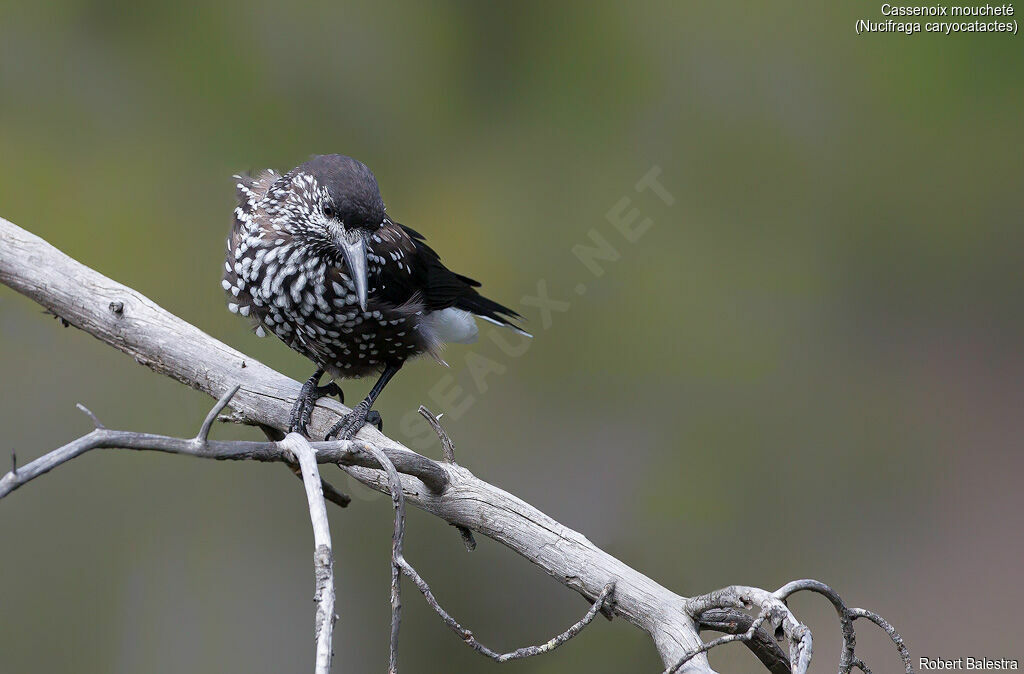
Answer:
xmin=2 ymin=2 xmax=1022 ymax=672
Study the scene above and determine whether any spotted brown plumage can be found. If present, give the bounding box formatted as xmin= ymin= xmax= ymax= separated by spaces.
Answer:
xmin=223 ymin=154 xmax=528 ymax=439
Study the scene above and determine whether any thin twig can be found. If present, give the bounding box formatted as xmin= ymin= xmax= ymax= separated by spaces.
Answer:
xmin=401 ymin=558 xmax=615 ymax=663
xmin=75 ymin=403 xmax=105 ymax=429
xmin=280 ymin=433 xmax=336 ymax=674
xmin=197 ymin=384 xmax=240 ymax=442
xmin=356 ymin=431 xmax=615 ymax=670
xmin=0 ymin=417 xmax=448 ymax=501
xmin=853 ymin=658 xmax=873 ymax=673
xmin=418 ymin=406 xmax=455 ymax=462
xmin=355 ymin=441 xmax=406 ymax=673
xmin=667 ymin=612 xmax=772 ymax=674
xmin=696 ymin=608 xmax=790 ymax=674
xmin=419 ymin=406 xmax=475 ymax=549
xmin=775 ymin=579 xmax=857 ymax=671
xmin=849 ymin=608 xmax=913 ymax=674
xmin=774 ymin=579 xmax=914 ymax=674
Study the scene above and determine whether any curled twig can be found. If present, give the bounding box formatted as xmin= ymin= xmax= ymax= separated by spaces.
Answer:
xmin=775 ymin=579 xmax=913 ymax=674
xmin=849 ymin=608 xmax=913 ymax=673
xmin=355 ymin=430 xmax=614 ymax=671
xmin=679 ymin=580 xmax=914 ymax=674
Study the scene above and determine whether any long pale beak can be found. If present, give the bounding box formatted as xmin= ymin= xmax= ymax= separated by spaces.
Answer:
xmin=337 ymin=233 xmax=368 ymax=311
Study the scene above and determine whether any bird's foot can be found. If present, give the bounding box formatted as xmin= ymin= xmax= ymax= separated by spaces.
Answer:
xmin=324 ymin=401 xmax=383 ymax=441
xmin=288 ymin=377 xmax=344 ymax=437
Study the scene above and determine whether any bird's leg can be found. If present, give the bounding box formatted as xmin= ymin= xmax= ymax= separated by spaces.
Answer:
xmin=289 ymin=368 xmax=344 ymax=437
xmin=325 ymin=364 xmax=400 ymax=440
xmin=289 ymin=369 xmax=325 ymax=435
xmin=298 ymin=380 xmax=343 ymax=435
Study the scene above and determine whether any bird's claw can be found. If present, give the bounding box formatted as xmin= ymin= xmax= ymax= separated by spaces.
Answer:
xmin=324 ymin=401 xmax=383 ymax=440
xmin=288 ymin=374 xmax=344 ymax=437
xmin=318 ymin=382 xmax=343 ymax=403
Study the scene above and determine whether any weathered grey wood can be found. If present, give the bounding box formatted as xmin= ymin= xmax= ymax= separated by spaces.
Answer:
xmin=0 ymin=215 xmax=714 ymax=671
xmin=281 ymin=433 xmax=337 ymax=674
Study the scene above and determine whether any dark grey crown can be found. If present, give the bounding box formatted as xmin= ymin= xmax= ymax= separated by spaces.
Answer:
xmin=298 ymin=154 xmax=385 ymax=228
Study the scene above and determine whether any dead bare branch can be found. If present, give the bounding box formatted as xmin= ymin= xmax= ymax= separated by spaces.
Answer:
xmin=280 ymin=433 xmax=337 ymax=674
xmin=0 ymin=215 xmax=914 ymax=674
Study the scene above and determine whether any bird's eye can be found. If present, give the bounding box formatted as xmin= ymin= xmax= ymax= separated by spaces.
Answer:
xmin=322 ymin=204 xmax=335 ymax=219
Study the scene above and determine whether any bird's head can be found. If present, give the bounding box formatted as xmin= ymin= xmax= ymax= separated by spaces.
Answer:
xmin=265 ymin=154 xmax=385 ymax=311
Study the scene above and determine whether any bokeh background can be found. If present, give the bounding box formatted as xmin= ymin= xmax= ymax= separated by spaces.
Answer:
xmin=2 ymin=2 xmax=1022 ymax=672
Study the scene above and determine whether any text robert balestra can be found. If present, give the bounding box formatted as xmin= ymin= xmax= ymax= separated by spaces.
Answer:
xmin=920 ymin=657 xmax=1019 ymax=670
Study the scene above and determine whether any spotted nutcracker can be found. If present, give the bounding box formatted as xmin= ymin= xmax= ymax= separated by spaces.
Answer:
xmin=222 ymin=154 xmax=528 ymax=440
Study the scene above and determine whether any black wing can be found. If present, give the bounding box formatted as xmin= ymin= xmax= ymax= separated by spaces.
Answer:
xmin=372 ymin=221 xmax=527 ymax=333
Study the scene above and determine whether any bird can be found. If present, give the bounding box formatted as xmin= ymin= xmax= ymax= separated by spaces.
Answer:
xmin=222 ymin=154 xmax=529 ymax=440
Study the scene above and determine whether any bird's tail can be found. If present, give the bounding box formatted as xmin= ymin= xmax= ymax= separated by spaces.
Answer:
xmin=456 ymin=294 xmax=532 ymax=338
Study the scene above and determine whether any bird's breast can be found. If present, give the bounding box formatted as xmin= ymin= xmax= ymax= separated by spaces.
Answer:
xmin=226 ymin=241 xmax=431 ymax=377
